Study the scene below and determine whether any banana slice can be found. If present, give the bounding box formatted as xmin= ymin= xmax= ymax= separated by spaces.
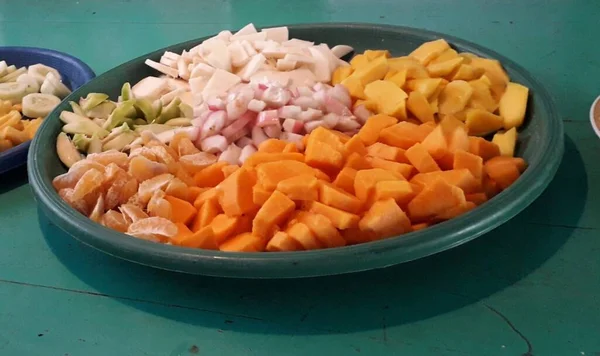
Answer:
xmin=22 ymin=93 xmax=61 ymax=118
xmin=28 ymin=64 xmax=61 ymax=85
xmin=0 ymin=67 xmax=27 ymax=83
xmin=0 ymin=61 xmax=7 ymax=77
xmin=0 ymin=82 xmax=28 ymax=104
xmin=16 ymin=74 xmax=41 ymax=94
xmin=40 ymin=73 xmax=71 ymax=99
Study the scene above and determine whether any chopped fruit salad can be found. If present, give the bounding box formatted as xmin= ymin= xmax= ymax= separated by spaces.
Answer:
xmin=53 ymin=23 xmax=530 ymax=252
xmin=0 ymin=61 xmax=71 ymax=152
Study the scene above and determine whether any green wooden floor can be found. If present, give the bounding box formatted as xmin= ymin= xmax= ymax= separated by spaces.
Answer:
xmin=1 ymin=1 xmax=599 ymax=355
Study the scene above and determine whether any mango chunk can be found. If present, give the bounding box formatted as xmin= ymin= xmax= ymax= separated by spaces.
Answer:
xmin=499 ymin=82 xmax=529 ymax=129
xmin=352 ymin=56 xmax=389 ymax=85
xmin=364 ymin=80 xmax=408 ymax=119
xmin=492 ymin=127 xmax=517 ymax=157
xmin=438 ymin=80 xmax=473 ymax=115
xmin=465 ymin=109 xmax=504 ymax=136
xmin=409 ymin=39 xmax=451 ymax=65
xmin=387 ymin=57 xmax=430 ymax=79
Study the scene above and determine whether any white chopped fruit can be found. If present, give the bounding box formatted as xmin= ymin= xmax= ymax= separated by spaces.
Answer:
xmin=307 ymin=47 xmax=332 ymax=82
xmin=283 ymin=53 xmax=315 ymax=65
xmin=145 ymin=59 xmax=179 ymax=78
xmin=251 ymin=69 xmax=317 ymax=89
xmin=261 ymin=27 xmax=289 ymax=43
xmin=201 ymin=110 xmax=227 ymax=138
xmin=324 ymin=95 xmax=352 ymax=116
xmin=177 ymin=59 xmax=191 ymax=80
xmin=262 ymin=46 xmax=303 ymax=59
xmin=331 ymin=45 xmax=354 ymax=58
xmin=163 ymin=51 xmax=181 ymax=61
xmin=247 ymin=99 xmax=267 ymax=112
xmin=292 ymin=96 xmax=319 ymax=110
xmin=204 ymin=40 xmax=232 ymax=72
xmin=252 ymin=40 xmax=279 ymax=51
xmin=251 ymin=126 xmax=269 ymax=147
xmin=297 ymin=108 xmax=323 ymax=122
xmin=238 ymin=54 xmax=267 ymax=81
xmin=276 ymin=59 xmax=297 ymax=71
xmin=232 ymin=23 xmax=257 ymax=37
xmin=180 ymin=91 xmax=194 ymax=107
xmin=200 ymin=135 xmax=229 ymax=153
xmin=283 ymin=39 xmax=314 ymax=48
xmin=241 ymin=40 xmax=258 ymax=56
xmin=261 ymin=86 xmax=291 ymax=108
xmin=189 ymin=76 xmax=209 ymax=94
xmin=336 ymin=116 xmax=361 ymax=131
xmin=216 ymin=30 xmax=233 ymax=41
xmin=201 ymin=69 xmax=241 ymax=100
xmin=160 ymin=56 xmax=177 ymax=68
xmin=236 ymin=136 xmax=253 ymax=148
xmin=282 ymin=118 xmax=304 ymax=133
xmin=329 ymin=84 xmax=352 ymax=108
xmin=256 ymin=110 xmax=280 ymax=127
xmin=132 ymin=76 xmax=169 ymax=100
xmin=221 ymin=111 xmax=254 ymax=141
xmin=353 ymin=105 xmax=373 ymax=124
xmin=278 ymin=105 xmax=302 ymax=119
xmin=160 ymin=88 xmax=185 ymax=105
xmin=264 ymin=124 xmax=282 ymax=138
xmin=207 ymin=97 xmax=225 ymax=110
xmin=167 ymin=78 xmax=190 ymax=91
xmin=190 ymin=63 xmax=216 ymax=79
xmin=228 ymin=42 xmax=251 ymax=67
xmin=232 ymin=32 xmax=267 ymax=43
xmin=219 ymin=144 xmax=242 ymax=165
xmin=226 ymin=91 xmax=252 ymax=120
xmin=322 ymin=113 xmax=340 ymax=129
xmin=156 ymin=126 xmax=200 ymax=144
xmin=297 ymin=86 xmax=314 ymax=97
xmin=238 ymin=144 xmax=257 ymax=165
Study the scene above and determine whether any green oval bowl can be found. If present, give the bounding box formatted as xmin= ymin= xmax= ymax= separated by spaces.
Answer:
xmin=28 ymin=23 xmax=563 ymax=278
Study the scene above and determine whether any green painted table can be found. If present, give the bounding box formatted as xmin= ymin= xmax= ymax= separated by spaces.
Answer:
xmin=1 ymin=1 xmax=599 ymax=355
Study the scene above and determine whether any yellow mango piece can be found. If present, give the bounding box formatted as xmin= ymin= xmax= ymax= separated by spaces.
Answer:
xmin=465 ymin=109 xmax=504 ymax=136
xmin=448 ymin=64 xmax=485 ymax=81
xmin=469 ymin=57 xmax=509 ymax=99
xmin=405 ymin=78 xmax=444 ymax=99
xmin=387 ymin=57 xmax=429 ymax=79
xmin=341 ymin=76 xmax=366 ymax=99
xmin=492 ymin=127 xmax=517 ymax=157
xmin=385 ymin=70 xmax=407 ymax=88
xmin=350 ymin=54 xmax=370 ymax=71
xmin=364 ymin=50 xmax=391 ymax=60
xmin=427 ymin=57 xmax=464 ymax=78
xmin=364 ymin=80 xmax=408 ymax=119
xmin=499 ymin=82 xmax=529 ymax=130
xmin=407 ymin=91 xmax=435 ymax=123
xmin=430 ymin=48 xmax=459 ymax=65
xmin=0 ymin=126 xmax=29 ymax=145
xmin=468 ymin=77 xmax=498 ymax=113
xmin=352 ymin=56 xmax=389 ymax=85
xmin=458 ymin=52 xmax=479 ymax=63
xmin=332 ymin=66 xmax=353 ymax=85
xmin=438 ymin=80 xmax=473 ymax=115
xmin=409 ymin=39 xmax=451 ymax=65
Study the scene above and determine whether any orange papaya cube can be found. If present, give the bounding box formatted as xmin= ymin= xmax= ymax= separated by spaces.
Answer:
xmin=258 ymin=139 xmax=287 ymax=153
xmin=218 ymin=167 xmax=258 ymax=216
xmin=411 ymin=169 xmax=481 ymax=194
xmin=342 ymin=227 xmax=377 ymax=245
xmin=411 ymin=223 xmax=429 ymax=231
xmin=252 ymin=184 xmax=272 ymax=205
xmin=465 ymin=192 xmax=488 ymax=205
xmin=305 ymin=140 xmax=344 ymax=172
xmin=188 ymin=187 xmax=208 ymax=204
xmin=252 ymin=190 xmax=296 ymax=238
xmin=357 ymin=114 xmax=397 ymax=146
xmin=313 ymin=168 xmax=332 ymax=182
xmin=468 ymin=137 xmax=501 ymax=161
xmin=333 ymin=167 xmax=358 ymax=194
xmin=330 ymin=130 xmax=351 ymax=144
xmin=435 ymin=201 xmax=477 ymax=221
xmin=164 ymin=195 xmax=197 ymax=225
xmin=191 ymin=199 xmax=221 ymax=232
xmin=308 ymin=127 xmax=346 ymax=152
xmin=266 ymin=231 xmax=302 ymax=252
xmin=359 ymin=198 xmax=412 ymax=239
xmin=436 ymin=150 xmax=455 ymax=171
xmin=173 ymin=225 xmax=218 ymax=250
xmin=366 ymin=156 xmax=414 ymax=179
xmin=354 ymin=168 xmax=401 ymax=203
xmin=193 ymin=162 xmax=228 ymax=187
xmin=405 ymin=143 xmax=441 ymax=173
xmin=483 ymin=176 xmax=501 ymax=199
xmin=344 ymin=135 xmax=368 ymax=156
xmin=378 ymin=122 xmax=422 ymax=149
xmin=421 ymin=125 xmax=448 ymax=160
xmin=485 ymin=156 xmax=527 ymax=172
xmin=221 ymin=165 xmax=239 ymax=178
xmin=286 ymin=222 xmax=323 ymax=250
xmin=282 ymin=142 xmax=299 ymax=153
xmin=366 ymin=142 xmax=405 ymax=162
xmin=174 ymin=222 xmax=193 ymax=241
xmin=256 ymin=160 xmax=316 ymax=190
xmin=484 ymin=156 xmax=522 ymax=189
xmin=305 ymin=201 xmax=360 ymax=230
xmin=277 ymin=174 xmax=319 ymax=201
xmin=210 ymin=214 xmax=240 ymax=245
xmin=220 ymin=232 xmax=266 ymax=252
xmin=243 ymin=152 xmax=305 ymax=167
xmin=193 ymin=187 xmax=221 ymax=209
xmin=319 ymin=181 xmax=363 ymax=214
xmin=453 ymin=150 xmax=484 ymax=179
xmin=296 ymin=211 xmax=346 ymax=248
xmin=407 ymin=179 xmax=466 ymax=222
xmin=344 ymin=152 xmax=372 ymax=170
xmin=372 ymin=180 xmax=415 ymax=206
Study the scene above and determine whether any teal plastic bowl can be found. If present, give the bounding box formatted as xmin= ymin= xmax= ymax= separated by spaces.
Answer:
xmin=28 ymin=23 xmax=563 ymax=278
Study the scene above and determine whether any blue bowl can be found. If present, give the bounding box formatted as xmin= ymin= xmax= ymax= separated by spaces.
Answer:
xmin=0 ymin=47 xmax=95 ymax=174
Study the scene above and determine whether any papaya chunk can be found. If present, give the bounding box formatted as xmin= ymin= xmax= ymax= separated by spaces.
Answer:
xmin=359 ymin=198 xmax=412 ymax=239
xmin=407 ymin=179 xmax=466 ymax=222
xmin=366 ymin=156 xmax=413 ymax=179
xmin=256 ymin=160 xmax=316 ymax=190
xmin=319 ymin=181 xmax=363 ymax=214
xmin=277 ymin=174 xmax=319 ymax=201
xmin=164 ymin=195 xmax=197 ymax=225
xmin=266 ymin=231 xmax=302 ymax=252
xmin=191 ymin=199 xmax=221 ymax=232
xmin=366 ymin=142 xmax=406 ymax=162
xmin=484 ymin=156 xmax=522 ymax=189
xmin=411 ymin=169 xmax=481 ymax=194
xmin=173 ymin=225 xmax=218 ymax=250
xmin=210 ymin=214 xmax=240 ymax=245
xmin=252 ymin=190 xmax=296 ymax=239
xmin=333 ymin=167 xmax=357 ymax=194
xmin=372 ymin=180 xmax=415 ymax=206
xmin=305 ymin=201 xmax=360 ymax=230
xmin=218 ymin=167 xmax=258 ymax=216
xmin=354 ymin=168 xmax=401 ymax=203
xmin=193 ymin=162 xmax=227 ymax=187
xmin=258 ymin=139 xmax=287 ymax=153
xmin=295 ymin=211 xmax=346 ymax=248
xmin=286 ymin=222 xmax=323 ymax=250
xmin=357 ymin=114 xmax=397 ymax=146
xmin=405 ymin=143 xmax=441 ymax=173
xmin=220 ymin=232 xmax=266 ymax=252
xmin=244 ymin=152 xmax=305 ymax=167
xmin=453 ymin=150 xmax=484 ymax=179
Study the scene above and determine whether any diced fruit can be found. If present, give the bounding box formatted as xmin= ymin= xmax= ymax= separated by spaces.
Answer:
xmin=492 ymin=127 xmax=517 ymax=157
xmin=499 ymin=82 xmax=529 ymax=130
xmin=359 ymin=198 xmax=411 ymax=239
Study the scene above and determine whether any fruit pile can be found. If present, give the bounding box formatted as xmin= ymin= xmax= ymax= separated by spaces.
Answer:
xmin=53 ymin=25 xmax=531 ymax=252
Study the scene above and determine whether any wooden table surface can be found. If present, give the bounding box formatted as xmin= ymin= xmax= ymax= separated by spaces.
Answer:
xmin=1 ymin=1 xmax=599 ymax=355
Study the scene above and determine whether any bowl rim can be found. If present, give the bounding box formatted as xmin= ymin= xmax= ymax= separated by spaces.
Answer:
xmin=589 ymin=95 xmax=600 ymax=138
xmin=0 ymin=46 xmax=96 ymax=174
xmin=28 ymin=22 xmax=565 ymax=278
